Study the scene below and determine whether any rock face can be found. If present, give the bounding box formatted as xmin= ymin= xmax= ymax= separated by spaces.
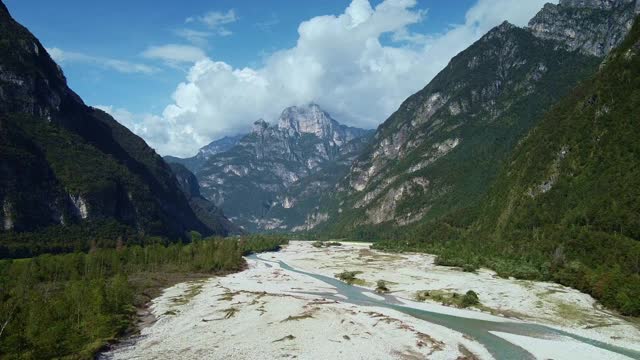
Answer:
xmin=164 ymin=134 xmax=243 ymax=173
xmin=168 ymin=163 xmax=241 ymax=236
xmin=195 ymin=104 xmax=372 ymax=231
xmin=528 ymin=0 xmax=638 ymax=56
xmin=277 ymin=103 xmax=366 ymax=144
xmin=313 ymin=1 xmax=635 ymax=236
xmin=0 ymin=2 xmax=228 ymax=244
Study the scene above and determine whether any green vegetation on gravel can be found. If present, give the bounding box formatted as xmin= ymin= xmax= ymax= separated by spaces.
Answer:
xmin=0 ymin=234 xmax=288 ymax=359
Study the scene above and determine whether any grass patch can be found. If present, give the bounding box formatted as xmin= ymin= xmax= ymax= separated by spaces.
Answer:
xmin=358 ymin=248 xmax=403 ymax=261
xmin=222 ymin=307 xmax=239 ymax=319
xmin=171 ymin=282 xmax=204 ymax=306
xmin=335 ymin=270 xmax=366 ymax=286
xmin=415 ymin=289 xmax=480 ymax=308
xmin=554 ymin=302 xmax=587 ymax=323
xmin=281 ymin=312 xmax=314 ymax=322
xmin=218 ymin=291 xmax=237 ymax=301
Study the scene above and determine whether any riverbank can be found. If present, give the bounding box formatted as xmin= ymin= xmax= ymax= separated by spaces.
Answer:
xmin=279 ymin=241 xmax=640 ymax=349
xmin=103 ymin=241 xmax=640 ymax=359
xmin=104 ymin=251 xmax=488 ymax=359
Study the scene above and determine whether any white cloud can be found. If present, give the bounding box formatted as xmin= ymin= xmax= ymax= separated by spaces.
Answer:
xmin=95 ymin=105 xmax=171 ymax=145
xmin=119 ymin=0 xmax=555 ymax=157
xmin=46 ymin=47 xmax=156 ymax=74
xmin=255 ymin=14 xmax=280 ymax=32
xmin=186 ymin=9 xmax=238 ymax=36
xmin=142 ymin=44 xmax=207 ymax=64
xmin=174 ymin=28 xmax=212 ymax=46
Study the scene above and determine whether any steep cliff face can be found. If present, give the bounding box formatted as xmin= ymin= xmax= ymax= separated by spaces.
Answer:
xmin=314 ymin=1 xmax=636 ymax=237
xmin=195 ymin=104 xmax=372 ymax=231
xmin=0 ymin=2 xmax=227 ymax=248
xmin=528 ymin=0 xmax=638 ymax=56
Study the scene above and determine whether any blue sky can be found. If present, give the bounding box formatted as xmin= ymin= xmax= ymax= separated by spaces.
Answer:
xmin=6 ymin=0 xmax=473 ymax=113
xmin=4 ymin=0 xmax=553 ymax=156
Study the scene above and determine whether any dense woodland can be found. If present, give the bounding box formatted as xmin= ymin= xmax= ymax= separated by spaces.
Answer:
xmin=0 ymin=233 xmax=288 ymax=359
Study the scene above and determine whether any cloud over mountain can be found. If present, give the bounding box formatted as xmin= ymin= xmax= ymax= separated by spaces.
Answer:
xmin=107 ymin=0 xmax=554 ymax=157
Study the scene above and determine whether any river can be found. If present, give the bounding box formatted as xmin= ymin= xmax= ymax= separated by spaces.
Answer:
xmin=104 ymin=241 xmax=640 ymax=360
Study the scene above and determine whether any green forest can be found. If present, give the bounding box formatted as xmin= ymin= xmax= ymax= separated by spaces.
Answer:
xmin=0 ymin=234 xmax=288 ymax=359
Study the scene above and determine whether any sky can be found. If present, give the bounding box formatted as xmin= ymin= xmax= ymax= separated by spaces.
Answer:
xmin=5 ymin=0 xmax=555 ymax=157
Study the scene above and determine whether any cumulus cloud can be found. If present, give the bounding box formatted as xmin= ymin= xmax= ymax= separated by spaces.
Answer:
xmin=46 ymin=47 xmax=156 ymax=74
xmin=95 ymin=105 xmax=172 ymax=145
xmin=142 ymin=44 xmax=207 ymax=64
xmin=114 ymin=0 xmax=555 ymax=157
xmin=186 ymin=9 xmax=238 ymax=36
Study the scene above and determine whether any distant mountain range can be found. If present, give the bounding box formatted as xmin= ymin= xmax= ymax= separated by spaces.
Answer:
xmin=165 ymin=103 xmax=373 ymax=231
xmin=164 ymin=0 xmax=639 ymax=237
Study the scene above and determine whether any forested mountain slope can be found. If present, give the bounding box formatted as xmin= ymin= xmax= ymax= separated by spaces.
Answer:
xmin=0 ymin=2 xmax=229 ymax=256
xmin=313 ymin=0 xmax=636 ymax=238
xmin=376 ymin=16 xmax=640 ymax=316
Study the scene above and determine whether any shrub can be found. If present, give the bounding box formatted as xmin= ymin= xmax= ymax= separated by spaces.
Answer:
xmin=375 ymin=280 xmax=389 ymax=294
xmin=461 ymin=290 xmax=480 ymax=307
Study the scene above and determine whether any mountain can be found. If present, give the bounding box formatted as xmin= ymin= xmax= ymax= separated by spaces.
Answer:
xmin=164 ymin=134 xmax=243 ymax=173
xmin=0 ymin=2 xmax=229 ymax=256
xmin=168 ymin=163 xmax=241 ymax=236
xmin=311 ymin=0 xmax=636 ymax=238
xmin=195 ymin=103 xmax=373 ymax=231
xmin=466 ymin=14 xmax=640 ymax=315
xmin=377 ymin=15 xmax=640 ymax=316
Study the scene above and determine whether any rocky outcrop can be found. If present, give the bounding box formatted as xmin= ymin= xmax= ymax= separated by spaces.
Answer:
xmin=2 ymin=199 xmax=13 ymax=230
xmin=528 ymin=0 xmax=638 ymax=56
xmin=69 ymin=195 xmax=89 ymax=220
xmin=291 ymin=211 xmax=329 ymax=232
xmin=278 ymin=103 xmax=368 ymax=144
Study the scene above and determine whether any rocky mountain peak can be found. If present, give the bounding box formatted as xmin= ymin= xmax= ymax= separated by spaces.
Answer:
xmin=496 ymin=20 xmax=516 ymax=31
xmin=482 ymin=21 xmax=517 ymax=41
xmin=0 ymin=3 xmax=77 ymax=121
xmin=252 ymin=118 xmax=269 ymax=134
xmin=528 ymin=0 xmax=637 ymax=56
xmin=277 ymin=103 xmax=335 ymax=138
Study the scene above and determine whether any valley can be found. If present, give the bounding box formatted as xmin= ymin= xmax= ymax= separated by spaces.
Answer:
xmin=1 ymin=0 xmax=640 ymax=358
xmin=103 ymin=242 xmax=640 ymax=360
